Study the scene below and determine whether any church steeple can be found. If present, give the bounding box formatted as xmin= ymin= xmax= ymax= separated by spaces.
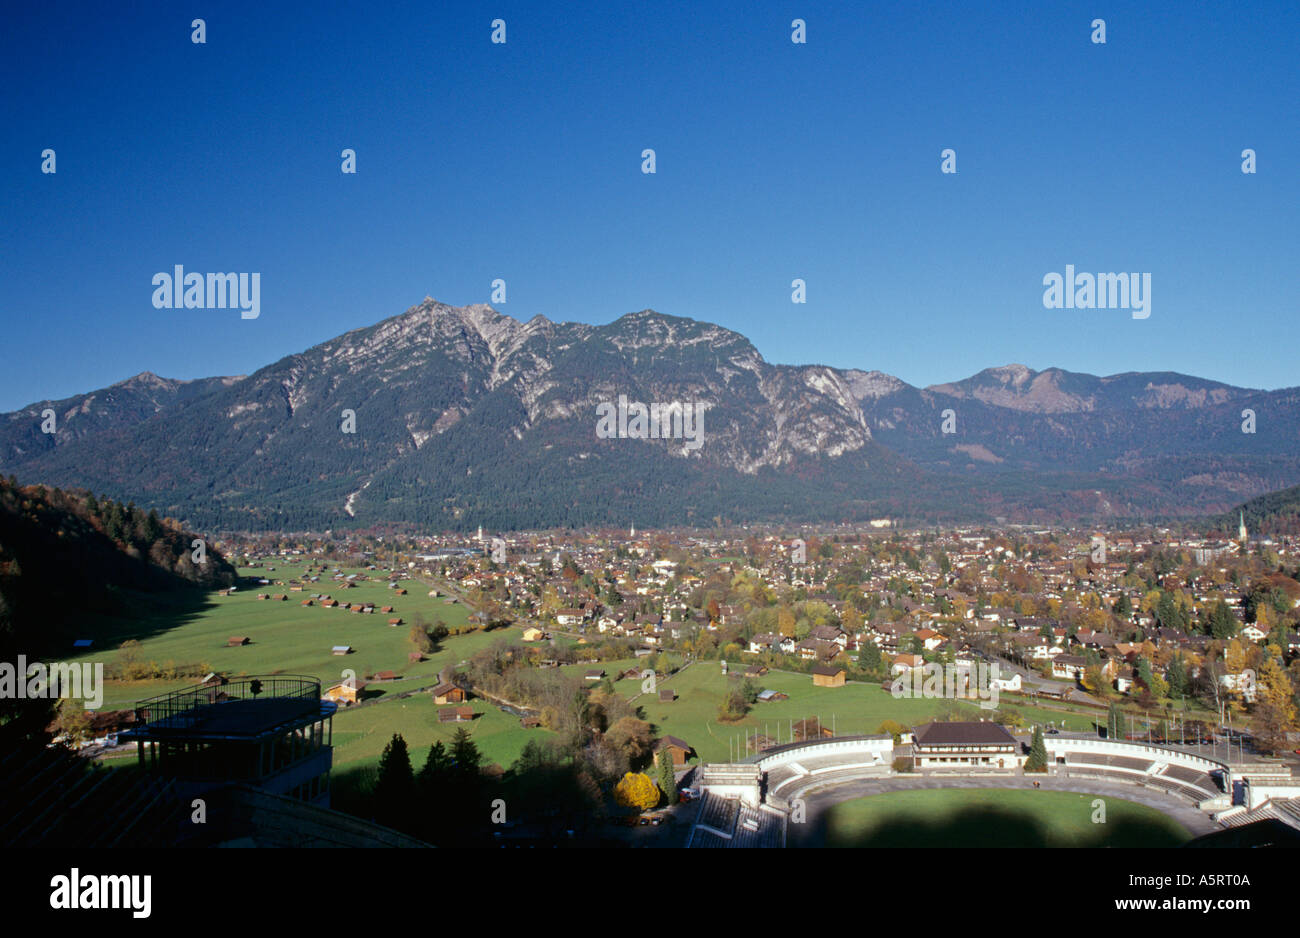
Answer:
xmin=1238 ymin=510 xmax=1248 ymax=544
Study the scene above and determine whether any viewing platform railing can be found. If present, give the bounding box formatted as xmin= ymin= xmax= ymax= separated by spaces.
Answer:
xmin=133 ymin=675 xmax=322 ymax=729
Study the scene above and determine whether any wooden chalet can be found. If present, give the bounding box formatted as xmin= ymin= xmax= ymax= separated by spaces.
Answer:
xmin=431 ymin=683 xmax=467 ymax=704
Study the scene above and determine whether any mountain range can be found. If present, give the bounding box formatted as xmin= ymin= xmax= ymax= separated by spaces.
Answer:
xmin=3 ymin=299 xmax=1297 ymax=532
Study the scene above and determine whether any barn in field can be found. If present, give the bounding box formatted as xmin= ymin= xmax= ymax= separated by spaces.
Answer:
xmin=812 ymin=664 xmax=846 ymax=688
xmin=654 ymin=735 xmax=694 ymax=766
xmin=431 ymin=683 xmax=467 ymax=704
xmin=324 ymin=677 xmax=365 ymax=706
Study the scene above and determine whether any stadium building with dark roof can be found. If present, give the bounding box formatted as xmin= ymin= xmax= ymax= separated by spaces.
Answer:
xmin=912 ymin=721 xmax=1019 ymax=770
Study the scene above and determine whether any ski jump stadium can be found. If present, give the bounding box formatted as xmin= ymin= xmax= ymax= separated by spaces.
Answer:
xmin=686 ymin=726 xmax=1300 ymax=848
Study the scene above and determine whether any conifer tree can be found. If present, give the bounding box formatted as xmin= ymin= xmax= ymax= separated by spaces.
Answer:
xmin=1025 ymin=725 xmax=1048 ymax=772
xmin=373 ymin=733 xmax=414 ymax=825
xmin=655 ymin=748 xmax=675 ymax=805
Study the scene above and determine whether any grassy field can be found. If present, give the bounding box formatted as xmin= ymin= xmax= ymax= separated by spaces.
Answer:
xmin=331 ymin=691 xmax=551 ymax=770
xmin=70 ymin=564 xmax=1136 ymax=786
xmin=69 ymin=565 xmax=482 ymax=710
xmin=629 ymin=664 xmax=1104 ymax=763
xmin=80 ymin=563 xmax=553 ymax=795
xmin=819 ymin=788 xmax=1192 ymax=847
xmin=326 ymin=692 xmax=560 ymax=817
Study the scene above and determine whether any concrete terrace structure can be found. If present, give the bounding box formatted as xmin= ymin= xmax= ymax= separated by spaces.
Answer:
xmin=1214 ymin=795 xmax=1300 ymax=835
xmin=752 ymin=736 xmax=894 ymax=808
xmin=1043 ymin=735 xmax=1230 ymax=808
xmin=697 ymin=763 xmax=763 ymax=807
xmin=691 ymin=736 xmax=895 ymax=838
xmin=689 ymin=725 xmax=1278 ymax=846
xmin=121 ymin=674 xmax=336 ymax=807
xmin=1232 ymin=762 xmax=1300 ymax=810
xmin=686 ymin=793 xmax=786 ymax=848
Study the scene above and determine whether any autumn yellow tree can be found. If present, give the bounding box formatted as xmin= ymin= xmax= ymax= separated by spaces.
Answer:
xmin=1224 ymin=638 xmax=1249 ymax=675
xmin=1141 ymin=590 xmax=1162 ymax=616
xmin=1081 ymin=665 xmax=1113 ymax=698
xmin=53 ymin=698 xmax=93 ymax=745
xmin=1077 ymin=607 xmax=1108 ymax=631
xmin=876 ymin=719 xmax=908 ymax=742
xmin=1252 ymin=658 xmax=1298 ymax=754
xmin=777 ymin=606 xmax=796 ymax=638
xmin=614 ymin=771 xmax=660 ymax=811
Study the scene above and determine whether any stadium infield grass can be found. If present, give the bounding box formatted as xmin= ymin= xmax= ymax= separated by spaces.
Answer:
xmin=817 ymin=787 xmax=1192 ymax=847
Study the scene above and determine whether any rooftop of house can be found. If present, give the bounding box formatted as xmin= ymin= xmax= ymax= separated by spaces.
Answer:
xmin=912 ymin=721 xmax=1017 ymax=747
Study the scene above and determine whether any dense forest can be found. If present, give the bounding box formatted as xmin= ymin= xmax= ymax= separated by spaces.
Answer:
xmin=0 ymin=476 xmax=236 ymax=659
xmin=1220 ymin=483 xmax=1300 ymax=537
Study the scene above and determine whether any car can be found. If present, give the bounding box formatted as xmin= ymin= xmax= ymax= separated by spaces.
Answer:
xmin=1046 ymin=729 xmax=1059 ymax=735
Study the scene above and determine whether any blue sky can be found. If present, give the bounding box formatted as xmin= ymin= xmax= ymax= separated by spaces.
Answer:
xmin=2 ymin=0 xmax=1297 ymax=411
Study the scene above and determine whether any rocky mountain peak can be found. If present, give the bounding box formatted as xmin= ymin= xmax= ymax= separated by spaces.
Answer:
xmin=115 ymin=371 xmax=173 ymax=389
xmin=990 ymin=363 xmax=1035 ymax=384
xmin=844 ymin=369 xmax=911 ymax=401
xmin=1 ymin=296 xmax=1287 ymax=530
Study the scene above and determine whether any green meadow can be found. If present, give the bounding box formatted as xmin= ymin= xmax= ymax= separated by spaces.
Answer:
xmin=69 ymin=562 xmax=562 ymax=785
xmin=626 ymin=664 xmax=1103 ymax=764
xmin=331 ymin=692 xmax=550 ymax=770
xmin=818 ymin=788 xmax=1192 ymax=847
xmin=73 ymin=564 xmax=1116 ymax=784
xmin=69 ymin=565 xmax=481 ymax=710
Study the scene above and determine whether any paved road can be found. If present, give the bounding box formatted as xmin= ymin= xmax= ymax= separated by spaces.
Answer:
xmin=785 ymin=772 xmax=1221 ymax=846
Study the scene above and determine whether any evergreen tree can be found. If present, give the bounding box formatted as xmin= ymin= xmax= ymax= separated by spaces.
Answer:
xmin=143 ymin=508 xmax=162 ymax=543
xmin=373 ymin=733 xmax=415 ymax=826
xmin=418 ymin=740 xmax=452 ymax=793
xmin=655 ymin=748 xmax=676 ymax=806
xmin=450 ymin=726 xmax=481 ymax=776
xmin=1025 ymin=725 xmax=1048 ymax=772
xmin=1106 ymin=702 xmax=1122 ymax=739
xmin=1208 ymin=599 xmax=1237 ymax=640
xmin=105 ymin=502 xmax=125 ymax=541
xmin=1155 ymin=591 xmax=1184 ymax=631
xmin=1166 ymin=654 xmax=1189 ymax=698
xmin=1136 ymin=657 xmax=1155 ymax=690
